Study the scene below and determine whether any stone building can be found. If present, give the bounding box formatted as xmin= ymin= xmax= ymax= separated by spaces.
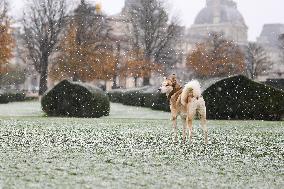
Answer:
xmin=187 ymin=0 xmax=248 ymax=46
xmin=185 ymin=0 xmax=283 ymax=81
xmin=257 ymin=24 xmax=284 ymax=80
xmin=176 ymin=0 xmax=248 ymax=80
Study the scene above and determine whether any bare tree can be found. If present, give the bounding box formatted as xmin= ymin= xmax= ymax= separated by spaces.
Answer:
xmin=279 ymin=34 xmax=284 ymax=47
xmin=22 ymin=0 xmax=67 ymax=95
xmin=279 ymin=34 xmax=284 ymax=69
xmin=0 ymin=0 xmax=15 ymax=87
xmin=127 ymin=0 xmax=181 ymax=85
xmin=0 ymin=0 xmax=7 ymax=23
xmin=187 ymin=32 xmax=245 ymax=79
xmin=72 ymin=0 xmax=111 ymax=47
xmin=0 ymin=1 xmax=9 ymax=39
xmin=245 ymin=42 xmax=272 ymax=79
xmin=49 ymin=0 xmax=113 ymax=83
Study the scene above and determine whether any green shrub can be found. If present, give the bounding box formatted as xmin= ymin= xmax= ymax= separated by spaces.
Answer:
xmin=107 ymin=89 xmax=170 ymax=112
xmin=7 ymin=92 xmax=26 ymax=102
xmin=41 ymin=80 xmax=110 ymax=118
xmin=264 ymin=79 xmax=284 ymax=91
xmin=203 ymin=75 xmax=284 ymax=121
xmin=143 ymin=93 xmax=156 ymax=108
xmin=122 ymin=91 xmax=147 ymax=107
xmin=0 ymin=91 xmax=26 ymax=104
xmin=0 ymin=93 xmax=9 ymax=104
xmin=151 ymin=93 xmax=170 ymax=112
xmin=107 ymin=91 xmax=124 ymax=103
xmin=24 ymin=96 xmax=39 ymax=101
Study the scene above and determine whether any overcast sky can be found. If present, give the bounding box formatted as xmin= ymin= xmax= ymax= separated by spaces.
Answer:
xmin=9 ymin=0 xmax=284 ymax=41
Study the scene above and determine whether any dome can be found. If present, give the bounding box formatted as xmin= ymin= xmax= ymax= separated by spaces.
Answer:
xmin=194 ymin=0 xmax=246 ymax=26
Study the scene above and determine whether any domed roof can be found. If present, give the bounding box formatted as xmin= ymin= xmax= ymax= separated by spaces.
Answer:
xmin=194 ymin=0 xmax=246 ymax=26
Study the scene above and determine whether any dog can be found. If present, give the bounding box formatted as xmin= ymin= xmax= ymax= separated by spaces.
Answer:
xmin=158 ymin=74 xmax=208 ymax=144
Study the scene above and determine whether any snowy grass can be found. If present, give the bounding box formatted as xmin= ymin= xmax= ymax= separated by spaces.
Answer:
xmin=0 ymin=101 xmax=283 ymax=188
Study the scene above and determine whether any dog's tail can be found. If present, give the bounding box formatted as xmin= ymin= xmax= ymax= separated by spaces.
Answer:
xmin=181 ymin=80 xmax=202 ymax=106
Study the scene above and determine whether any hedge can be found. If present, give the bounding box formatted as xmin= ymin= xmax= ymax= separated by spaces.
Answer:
xmin=41 ymin=80 xmax=110 ymax=118
xmin=0 ymin=91 xmax=26 ymax=104
xmin=108 ymin=75 xmax=284 ymax=120
xmin=203 ymin=75 xmax=284 ymax=121
xmin=264 ymin=79 xmax=284 ymax=91
xmin=108 ymin=90 xmax=170 ymax=112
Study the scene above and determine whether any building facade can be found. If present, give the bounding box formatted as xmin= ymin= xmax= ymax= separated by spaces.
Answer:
xmin=18 ymin=0 xmax=284 ymax=93
xmin=188 ymin=0 xmax=248 ymax=45
xmin=257 ymin=24 xmax=284 ymax=80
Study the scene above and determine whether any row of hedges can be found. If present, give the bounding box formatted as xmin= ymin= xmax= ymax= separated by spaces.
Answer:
xmin=108 ymin=90 xmax=170 ymax=112
xmin=0 ymin=92 xmax=26 ymax=104
xmin=108 ymin=75 xmax=284 ymax=121
xmin=264 ymin=79 xmax=284 ymax=91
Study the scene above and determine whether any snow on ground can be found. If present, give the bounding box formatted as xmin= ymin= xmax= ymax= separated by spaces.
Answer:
xmin=108 ymin=103 xmax=169 ymax=120
xmin=0 ymin=101 xmax=43 ymax=117
xmin=0 ymin=101 xmax=170 ymax=120
xmin=0 ymin=101 xmax=283 ymax=188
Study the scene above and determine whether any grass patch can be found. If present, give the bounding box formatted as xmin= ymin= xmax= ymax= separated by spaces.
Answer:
xmin=0 ymin=102 xmax=283 ymax=188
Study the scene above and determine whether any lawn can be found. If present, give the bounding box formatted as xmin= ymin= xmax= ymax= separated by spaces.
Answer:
xmin=0 ymin=101 xmax=283 ymax=188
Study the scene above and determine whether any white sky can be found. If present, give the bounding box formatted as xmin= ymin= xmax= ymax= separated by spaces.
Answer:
xmin=9 ymin=0 xmax=284 ymax=41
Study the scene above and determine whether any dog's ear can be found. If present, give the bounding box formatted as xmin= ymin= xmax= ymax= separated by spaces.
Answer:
xmin=169 ymin=74 xmax=177 ymax=86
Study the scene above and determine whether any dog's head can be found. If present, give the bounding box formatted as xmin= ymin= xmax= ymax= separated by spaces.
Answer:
xmin=158 ymin=74 xmax=178 ymax=94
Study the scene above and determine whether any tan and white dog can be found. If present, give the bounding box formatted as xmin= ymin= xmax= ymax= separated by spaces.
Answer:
xmin=158 ymin=74 xmax=208 ymax=144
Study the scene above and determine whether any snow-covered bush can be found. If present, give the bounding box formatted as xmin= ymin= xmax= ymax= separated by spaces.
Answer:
xmin=122 ymin=91 xmax=151 ymax=107
xmin=0 ymin=91 xmax=26 ymax=104
xmin=108 ymin=90 xmax=170 ymax=112
xmin=203 ymin=75 xmax=284 ymax=121
xmin=264 ymin=79 xmax=284 ymax=91
xmin=41 ymin=80 xmax=110 ymax=118
xmin=107 ymin=91 xmax=124 ymax=103
xmin=151 ymin=93 xmax=170 ymax=112
xmin=0 ymin=93 xmax=9 ymax=104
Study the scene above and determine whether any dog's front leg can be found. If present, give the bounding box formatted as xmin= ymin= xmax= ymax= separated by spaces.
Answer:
xmin=181 ymin=118 xmax=187 ymax=143
xmin=198 ymin=105 xmax=208 ymax=144
xmin=172 ymin=116 xmax=178 ymax=142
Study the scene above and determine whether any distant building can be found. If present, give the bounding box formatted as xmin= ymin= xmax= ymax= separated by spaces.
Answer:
xmin=188 ymin=0 xmax=248 ymax=45
xmin=257 ymin=24 xmax=284 ymax=80
xmin=175 ymin=0 xmax=249 ymax=80
xmin=16 ymin=0 xmax=284 ymax=93
xmin=185 ymin=0 xmax=283 ymax=81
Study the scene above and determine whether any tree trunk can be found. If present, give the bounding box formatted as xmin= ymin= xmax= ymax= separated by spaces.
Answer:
xmin=134 ymin=76 xmax=138 ymax=87
xmin=73 ymin=72 xmax=79 ymax=82
xmin=102 ymin=81 xmax=107 ymax=91
xmin=143 ymin=77 xmax=150 ymax=86
xmin=38 ymin=58 xmax=48 ymax=96
xmin=112 ymin=43 xmax=120 ymax=89
xmin=143 ymin=56 xmax=151 ymax=86
xmin=112 ymin=75 xmax=117 ymax=89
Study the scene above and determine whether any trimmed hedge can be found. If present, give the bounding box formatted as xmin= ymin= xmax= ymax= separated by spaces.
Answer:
xmin=108 ymin=90 xmax=170 ymax=112
xmin=203 ymin=75 xmax=284 ymax=121
xmin=264 ymin=79 xmax=284 ymax=91
xmin=0 ymin=91 xmax=26 ymax=104
xmin=151 ymin=93 xmax=170 ymax=112
xmin=41 ymin=80 xmax=110 ymax=118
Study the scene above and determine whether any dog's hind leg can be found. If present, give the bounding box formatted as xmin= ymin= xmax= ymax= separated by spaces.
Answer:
xmin=198 ymin=105 xmax=208 ymax=144
xmin=172 ymin=116 xmax=178 ymax=142
xmin=186 ymin=117 xmax=193 ymax=143
xmin=187 ymin=105 xmax=196 ymax=143
xmin=181 ymin=117 xmax=187 ymax=143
